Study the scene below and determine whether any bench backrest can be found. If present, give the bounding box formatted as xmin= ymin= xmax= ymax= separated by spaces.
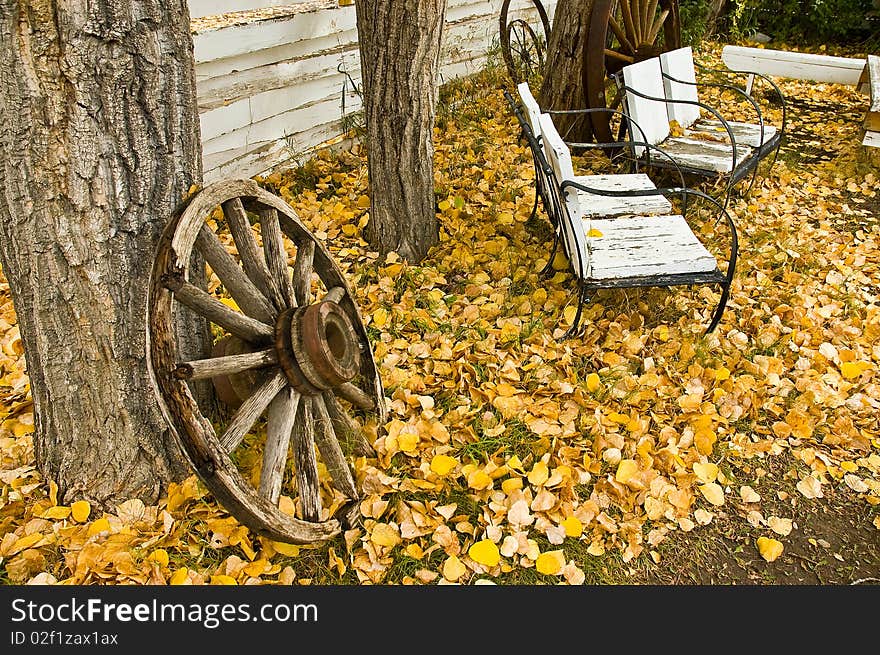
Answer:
xmin=538 ymin=112 xmax=590 ymax=280
xmin=621 ymin=57 xmax=670 ymax=155
xmin=517 ymin=82 xmax=543 ymax=137
xmin=659 ymin=47 xmax=702 ymax=130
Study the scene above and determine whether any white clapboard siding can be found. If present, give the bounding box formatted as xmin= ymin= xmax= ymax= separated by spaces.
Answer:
xmin=190 ymin=0 xmax=557 ymax=181
xmin=588 ymin=214 xmax=718 ymax=280
xmin=574 ymin=174 xmax=673 ymax=219
xmin=721 ymin=46 xmax=867 ymax=85
xmin=189 ymin=0 xmax=320 ymax=20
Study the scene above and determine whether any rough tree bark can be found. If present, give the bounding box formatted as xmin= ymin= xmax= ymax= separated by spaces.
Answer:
xmin=355 ymin=0 xmax=447 ymax=263
xmin=538 ymin=0 xmax=596 ymax=143
xmin=0 ymin=1 xmax=206 ymax=506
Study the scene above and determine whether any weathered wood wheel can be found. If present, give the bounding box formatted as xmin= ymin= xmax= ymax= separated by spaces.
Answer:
xmin=147 ymin=178 xmax=386 ymax=544
xmin=500 ymin=0 xmax=551 ymax=85
xmin=584 ymin=0 xmax=681 ymax=144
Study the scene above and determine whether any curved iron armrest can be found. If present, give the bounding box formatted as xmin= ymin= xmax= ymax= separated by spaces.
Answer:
xmin=694 ymin=61 xmax=788 ymax=147
xmin=659 ymin=72 xmax=767 ymax=152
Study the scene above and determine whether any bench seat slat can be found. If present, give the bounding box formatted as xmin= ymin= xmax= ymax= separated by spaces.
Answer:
xmin=658 ymin=136 xmax=754 ymax=173
xmin=685 ymin=119 xmax=777 ymax=149
xmin=573 ymin=173 xmax=673 ymax=218
xmin=587 ymin=214 xmax=718 ymax=280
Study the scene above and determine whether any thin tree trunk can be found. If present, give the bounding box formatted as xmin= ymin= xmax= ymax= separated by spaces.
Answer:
xmin=538 ymin=0 xmax=596 ymax=143
xmin=0 ymin=1 xmax=205 ymax=506
xmin=355 ymin=0 xmax=446 ymax=263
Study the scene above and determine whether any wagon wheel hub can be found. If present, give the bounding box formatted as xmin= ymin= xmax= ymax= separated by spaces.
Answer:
xmin=275 ymin=301 xmax=360 ymax=394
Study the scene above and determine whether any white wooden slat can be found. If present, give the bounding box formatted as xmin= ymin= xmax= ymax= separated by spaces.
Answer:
xmin=865 ymin=55 xmax=880 ymax=131
xmin=660 ymin=136 xmax=753 ymax=173
xmin=622 ymin=57 xmax=671 ymax=154
xmin=721 ymin=46 xmax=867 ymax=85
xmin=863 ymin=131 xmax=880 ymax=148
xmin=189 ymin=0 xmax=320 ymax=20
xmin=573 ymin=174 xmax=672 ymax=218
xmin=516 ymin=82 xmax=542 ymax=134
xmin=587 ymin=214 xmax=717 ymax=280
xmin=686 ymin=119 xmax=776 ymax=149
xmin=659 ymin=47 xmax=701 ymax=129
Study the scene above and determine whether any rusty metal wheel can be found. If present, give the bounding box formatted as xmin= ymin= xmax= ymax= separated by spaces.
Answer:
xmin=147 ymin=178 xmax=386 ymax=544
xmin=584 ymin=0 xmax=681 ymax=144
xmin=500 ymin=0 xmax=551 ymax=85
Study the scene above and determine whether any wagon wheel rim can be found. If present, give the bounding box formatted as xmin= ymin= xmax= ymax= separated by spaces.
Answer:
xmin=499 ymin=0 xmax=551 ymax=85
xmin=584 ymin=0 xmax=681 ymax=144
xmin=147 ymin=178 xmax=386 ymax=544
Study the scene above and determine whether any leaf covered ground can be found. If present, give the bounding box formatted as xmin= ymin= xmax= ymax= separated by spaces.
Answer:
xmin=1 ymin=42 xmax=878 ymax=586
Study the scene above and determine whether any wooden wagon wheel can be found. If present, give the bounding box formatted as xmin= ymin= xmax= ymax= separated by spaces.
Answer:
xmin=147 ymin=178 xmax=386 ymax=544
xmin=583 ymin=0 xmax=681 ymax=144
xmin=499 ymin=0 xmax=551 ymax=85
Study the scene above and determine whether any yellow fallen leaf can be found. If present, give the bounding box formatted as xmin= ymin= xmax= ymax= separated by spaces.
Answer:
xmin=356 ymin=194 xmax=371 ymax=209
xmin=528 ymin=460 xmax=549 ymax=486
xmin=586 ymin=373 xmax=601 ymax=393
xmin=615 ymin=459 xmax=639 ymax=484
xmin=442 ymin=555 xmax=466 ymax=582
xmin=220 ymin=297 xmax=239 ymax=311
xmin=40 ymin=506 xmax=71 ymax=520
xmin=87 ymin=518 xmax=111 ymax=537
xmin=169 ymin=568 xmax=190 ymax=585
xmin=757 ymin=537 xmax=784 ymax=562
xmin=468 ymin=539 xmax=501 ymax=567
xmin=372 ymin=307 xmax=389 ymax=328
xmin=715 ymin=366 xmax=731 ymax=381
xmin=147 ymin=549 xmax=169 ymax=567
xmin=699 ymin=483 xmax=725 ymax=506
xmin=562 ymin=516 xmax=583 ymax=538
xmin=273 ymin=542 xmax=300 ymax=557
xmin=535 ymin=550 xmax=565 ymax=575
xmin=468 ymin=470 xmax=493 ymax=490
xmin=371 ymin=523 xmax=402 ymax=548
xmin=210 ymin=575 xmax=238 ymax=585
xmin=71 ymin=500 xmax=91 ymax=523
xmin=430 ymin=454 xmax=458 ymax=476
xmin=586 ymin=228 xmax=603 ymax=238
xmin=840 ymin=361 xmax=870 ymax=379
xmin=694 ymin=428 xmax=717 ymax=456
xmin=693 ymin=462 xmax=719 ymax=483
xmin=501 ymin=478 xmax=523 ymax=495
xmin=398 ymin=431 xmax=419 ymax=453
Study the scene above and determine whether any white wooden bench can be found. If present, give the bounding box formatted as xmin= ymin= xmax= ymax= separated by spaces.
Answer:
xmin=721 ymin=45 xmax=868 ymax=88
xmin=533 ymin=111 xmax=738 ymax=337
xmin=616 ymin=56 xmax=764 ymax=209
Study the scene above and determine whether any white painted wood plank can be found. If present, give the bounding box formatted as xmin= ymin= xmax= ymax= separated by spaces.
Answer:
xmin=865 ymin=55 xmax=880 ymax=131
xmin=193 ymin=7 xmax=357 ymax=64
xmin=588 ymin=214 xmax=717 ymax=279
xmin=863 ymin=131 xmax=880 ymax=148
xmin=622 ymin=58 xmax=671 ymax=154
xmin=661 ymin=135 xmax=754 ymax=173
xmin=573 ymin=174 xmax=673 ymax=218
xmin=189 ymin=0 xmax=320 ymax=20
xmin=686 ymin=119 xmax=776 ymax=149
xmin=721 ymin=46 xmax=867 ymax=85
xmin=659 ymin=47 xmax=701 ymax=129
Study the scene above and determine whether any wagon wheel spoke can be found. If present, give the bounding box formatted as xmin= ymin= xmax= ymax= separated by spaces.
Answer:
xmin=291 ymin=399 xmax=322 ymax=522
xmin=222 ymin=197 xmax=284 ymax=310
xmin=258 ymin=387 xmax=300 ymax=505
xmin=219 ymin=369 xmax=288 ymax=452
xmin=195 ymin=226 xmax=275 ymax=324
xmin=293 ymin=239 xmax=315 ymax=307
xmin=258 ymin=208 xmax=297 ymax=308
xmin=164 ymin=277 xmax=273 ymax=344
xmin=174 ymin=348 xmax=277 ymax=381
xmin=321 ymin=390 xmax=375 ymax=456
xmin=324 ymin=286 xmax=345 ymax=304
xmin=311 ymin=396 xmax=358 ymax=499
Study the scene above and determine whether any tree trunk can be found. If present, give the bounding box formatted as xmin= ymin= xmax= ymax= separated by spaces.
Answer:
xmin=355 ymin=0 xmax=446 ymax=263
xmin=0 ymin=1 xmax=205 ymax=506
xmin=538 ymin=0 xmax=596 ymax=143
